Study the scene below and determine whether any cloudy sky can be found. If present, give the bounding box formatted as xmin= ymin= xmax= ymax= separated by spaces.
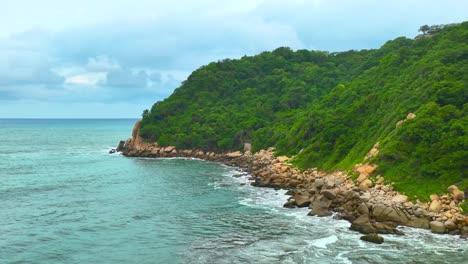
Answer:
xmin=1 ymin=0 xmax=466 ymax=118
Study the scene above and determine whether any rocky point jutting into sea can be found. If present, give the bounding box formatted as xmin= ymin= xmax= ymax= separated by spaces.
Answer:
xmin=116 ymin=120 xmax=468 ymax=243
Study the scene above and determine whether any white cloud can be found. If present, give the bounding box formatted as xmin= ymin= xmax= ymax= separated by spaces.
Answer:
xmin=65 ymin=73 xmax=105 ymax=85
xmin=86 ymin=55 xmax=120 ymax=72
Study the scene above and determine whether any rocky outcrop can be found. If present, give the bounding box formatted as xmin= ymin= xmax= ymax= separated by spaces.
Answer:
xmin=116 ymin=120 xmax=468 ymax=240
xmin=116 ymin=140 xmax=125 ymax=152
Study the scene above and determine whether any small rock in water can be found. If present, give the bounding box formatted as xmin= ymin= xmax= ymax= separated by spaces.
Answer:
xmin=360 ymin=234 xmax=384 ymax=244
xmin=461 ymin=226 xmax=468 ymax=239
xmin=109 ymin=149 xmax=116 ymax=154
xmin=283 ymin=200 xmax=296 ymax=208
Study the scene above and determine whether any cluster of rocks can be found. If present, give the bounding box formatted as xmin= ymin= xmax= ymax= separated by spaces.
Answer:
xmin=116 ymin=121 xmax=467 ymax=242
xmin=396 ymin=112 xmax=416 ymax=127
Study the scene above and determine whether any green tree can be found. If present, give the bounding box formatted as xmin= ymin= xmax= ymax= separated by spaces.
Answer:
xmin=419 ymin=25 xmax=430 ymax=35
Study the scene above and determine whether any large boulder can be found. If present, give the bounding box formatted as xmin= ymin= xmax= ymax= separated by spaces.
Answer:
xmin=360 ymin=192 xmax=372 ymax=202
xmin=283 ymin=200 xmax=296 ymax=208
xmin=164 ymin=146 xmax=175 ymax=153
xmin=350 ymin=214 xmax=376 ymax=234
xmin=226 ymin=151 xmax=243 ymax=158
xmin=428 ymin=200 xmax=442 ymax=213
xmin=357 ymin=203 xmax=369 ymax=216
xmin=360 ymin=234 xmax=384 ymax=244
xmin=308 ymin=195 xmax=332 ymax=217
xmin=429 ymin=221 xmax=446 ymax=234
xmin=355 ymin=163 xmax=377 ymax=177
xmin=392 ymin=195 xmax=408 ymax=204
xmin=276 ymin=156 xmax=289 ymax=162
xmin=294 ymin=194 xmax=311 ymax=208
xmin=359 ymin=179 xmax=373 ymax=192
xmin=406 ymin=216 xmax=430 ymax=229
xmin=444 ymin=219 xmax=457 ymax=231
xmin=314 ymin=179 xmax=325 ymax=189
xmin=372 ymin=204 xmax=409 ymax=225
xmin=447 ymin=185 xmax=465 ymax=201
xmin=321 ymin=189 xmax=336 ymax=200
xmin=372 ymin=222 xmax=404 ymax=235
xmin=356 ymin=174 xmax=368 ymax=184
xmin=406 ymin=113 xmax=416 ymax=120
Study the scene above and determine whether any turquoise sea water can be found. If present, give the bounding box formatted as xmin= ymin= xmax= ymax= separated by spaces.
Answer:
xmin=0 ymin=119 xmax=466 ymax=264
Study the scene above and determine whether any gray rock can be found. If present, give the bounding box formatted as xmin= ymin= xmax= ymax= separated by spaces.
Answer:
xmin=429 ymin=221 xmax=446 ymax=234
xmin=283 ymin=200 xmax=296 ymax=208
xmin=322 ymin=189 xmax=336 ymax=200
xmin=357 ymin=203 xmax=369 ymax=216
xmin=314 ymin=179 xmax=325 ymax=189
xmin=444 ymin=219 xmax=457 ymax=230
xmin=372 ymin=222 xmax=404 ymax=235
xmin=294 ymin=194 xmax=311 ymax=208
xmin=360 ymin=234 xmax=384 ymax=244
xmin=461 ymin=226 xmax=468 ymax=239
xmin=372 ymin=204 xmax=409 ymax=225
xmin=413 ymin=208 xmax=425 ymax=217
xmin=308 ymin=195 xmax=332 ymax=217
xmin=344 ymin=190 xmax=359 ymax=200
xmin=360 ymin=192 xmax=372 ymax=202
xmin=350 ymin=214 xmax=377 ymax=234
xmin=406 ymin=216 xmax=430 ymax=229
xmin=116 ymin=140 xmax=125 ymax=152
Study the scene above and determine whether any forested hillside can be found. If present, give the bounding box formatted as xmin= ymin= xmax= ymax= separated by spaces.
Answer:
xmin=139 ymin=22 xmax=467 ymax=200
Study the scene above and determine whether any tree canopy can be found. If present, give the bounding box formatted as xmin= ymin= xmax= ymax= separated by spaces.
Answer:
xmin=139 ymin=22 xmax=468 ymax=200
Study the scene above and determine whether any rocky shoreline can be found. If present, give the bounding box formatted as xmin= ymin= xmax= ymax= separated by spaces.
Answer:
xmin=115 ymin=121 xmax=467 ymax=242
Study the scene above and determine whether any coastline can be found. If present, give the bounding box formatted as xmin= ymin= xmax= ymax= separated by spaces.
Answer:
xmin=115 ymin=122 xmax=467 ymax=242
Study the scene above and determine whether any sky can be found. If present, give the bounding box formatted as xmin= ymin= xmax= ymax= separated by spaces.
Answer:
xmin=1 ymin=0 xmax=467 ymax=118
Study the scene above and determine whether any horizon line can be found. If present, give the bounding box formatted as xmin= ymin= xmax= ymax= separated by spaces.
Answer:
xmin=0 ymin=117 xmax=140 ymax=119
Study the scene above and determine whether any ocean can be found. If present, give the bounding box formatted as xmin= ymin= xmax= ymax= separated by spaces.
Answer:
xmin=0 ymin=119 xmax=466 ymax=264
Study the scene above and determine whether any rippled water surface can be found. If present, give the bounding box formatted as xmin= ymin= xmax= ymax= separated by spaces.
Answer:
xmin=0 ymin=119 xmax=466 ymax=264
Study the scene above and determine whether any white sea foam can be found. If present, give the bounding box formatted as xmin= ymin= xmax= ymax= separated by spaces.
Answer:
xmin=309 ymin=235 xmax=339 ymax=249
xmin=334 ymin=251 xmax=353 ymax=264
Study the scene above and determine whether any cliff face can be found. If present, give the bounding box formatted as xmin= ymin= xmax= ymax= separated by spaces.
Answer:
xmin=135 ymin=22 xmax=468 ymax=202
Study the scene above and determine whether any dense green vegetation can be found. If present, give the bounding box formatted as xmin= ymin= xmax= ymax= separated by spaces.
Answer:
xmin=140 ymin=22 xmax=467 ymax=200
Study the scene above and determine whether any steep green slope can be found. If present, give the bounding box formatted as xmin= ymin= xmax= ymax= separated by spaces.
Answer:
xmin=139 ymin=22 xmax=468 ymax=200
